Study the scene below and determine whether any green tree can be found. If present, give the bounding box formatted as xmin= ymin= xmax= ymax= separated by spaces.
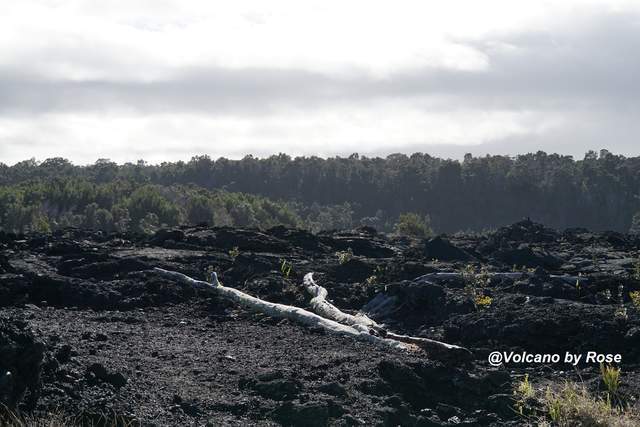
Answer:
xmin=126 ymin=185 xmax=181 ymax=228
xmin=111 ymin=205 xmax=131 ymax=233
xmin=186 ymin=194 xmax=215 ymax=225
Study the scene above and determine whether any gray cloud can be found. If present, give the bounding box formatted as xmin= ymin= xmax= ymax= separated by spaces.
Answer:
xmin=379 ymin=111 xmax=640 ymax=160
xmin=1 ymin=12 xmax=638 ymax=117
xmin=0 ymin=68 xmax=344 ymax=115
xmin=1 ymin=9 xmax=639 ymax=164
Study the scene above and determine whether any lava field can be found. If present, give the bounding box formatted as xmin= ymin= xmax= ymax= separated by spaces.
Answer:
xmin=2 ymin=219 xmax=640 ymax=426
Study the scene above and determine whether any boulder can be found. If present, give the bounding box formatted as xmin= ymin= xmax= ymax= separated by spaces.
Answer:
xmin=271 ymin=401 xmax=330 ymax=427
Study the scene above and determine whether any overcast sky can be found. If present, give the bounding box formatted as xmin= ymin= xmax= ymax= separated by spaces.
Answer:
xmin=1 ymin=0 xmax=639 ymax=165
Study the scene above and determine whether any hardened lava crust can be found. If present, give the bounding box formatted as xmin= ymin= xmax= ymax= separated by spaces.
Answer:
xmin=2 ymin=220 xmax=640 ymax=426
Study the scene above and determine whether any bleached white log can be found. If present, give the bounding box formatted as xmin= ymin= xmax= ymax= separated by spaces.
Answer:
xmin=302 ymin=273 xmax=471 ymax=359
xmin=303 ymin=272 xmax=379 ymax=334
xmin=153 ymin=268 xmax=408 ymax=350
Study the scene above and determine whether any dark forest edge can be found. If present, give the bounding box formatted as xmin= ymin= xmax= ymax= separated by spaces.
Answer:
xmin=1 ymin=149 xmax=639 ymax=235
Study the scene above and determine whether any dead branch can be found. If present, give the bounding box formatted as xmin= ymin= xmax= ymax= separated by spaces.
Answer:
xmin=302 ymin=273 xmax=472 ymax=361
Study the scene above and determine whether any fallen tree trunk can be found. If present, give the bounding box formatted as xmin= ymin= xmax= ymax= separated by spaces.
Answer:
xmin=153 ymin=268 xmax=407 ymax=350
xmin=154 ymin=268 xmax=471 ymax=360
xmin=302 ymin=273 xmax=472 ymax=360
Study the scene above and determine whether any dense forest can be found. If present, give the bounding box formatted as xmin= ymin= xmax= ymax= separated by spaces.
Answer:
xmin=1 ymin=149 xmax=639 ymax=235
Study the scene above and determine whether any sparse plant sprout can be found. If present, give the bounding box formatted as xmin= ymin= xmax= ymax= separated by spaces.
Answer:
xmin=614 ymin=306 xmax=628 ymax=321
xmin=600 ymin=363 xmax=621 ymax=397
xmin=475 ymin=295 xmax=493 ymax=308
xmin=545 ymin=386 xmax=563 ymax=423
xmin=280 ymin=259 xmax=293 ymax=279
xmin=629 ymin=290 xmax=640 ymax=308
xmin=365 ymin=265 xmax=386 ymax=285
xmin=461 ymin=264 xmax=492 ymax=310
xmin=365 ymin=275 xmax=377 ymax=286
xmin=575 ymin=273 xmax=583 ymax=292
xmin=513 ymin=374 xmax=535 ymax=415
xmin=336 ymin=247 xmax=354 ymax=265
xmin=228 ymin=246 xmax=240 ymax=260
xmin=614 ymin=284 xmax=628 ymax=320
xmin=516 ymin=374 xmax=535 ymax=399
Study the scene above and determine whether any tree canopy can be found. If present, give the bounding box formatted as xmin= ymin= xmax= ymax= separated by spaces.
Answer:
xmin=1 ymin=150 xmax=639 ymax=234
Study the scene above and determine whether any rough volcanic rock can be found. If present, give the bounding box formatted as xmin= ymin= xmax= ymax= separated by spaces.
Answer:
xmin=266 ymin=226 xmax=323 ymax=252
xmin=330 ymin=258 xmax=374 ymax=283
xmin=271 ymin=401 xmax=330 ymax=426
xmin=492 ymin=219 xmax=558 ymax=243
xmin=423 ymin=236 xmax=473 ymax=262
xmin=86 ymin=362 xmax=128 ymax=388
xmin=322 ymin=232 xmax=396 ymax=258
xmin=443 ymin=294 xmax=638 ymax=358
xmin=493 ymin=245 xmax=563 ymax=270
xmin=187 ymin=227 xmax=290 ymax=253
xmin=150 ymin=228 xmax=186 ymax=246
xmin=0 ymin=319 xmax=45 ymax=411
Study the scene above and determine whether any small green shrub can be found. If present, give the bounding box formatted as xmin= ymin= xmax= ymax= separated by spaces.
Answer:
xmin=228 ymin=246 xmax=240 ymax=261
xmin=513 ymin=374 xmax=535 ymax=415
xmin=461 ymin=264 xmax=492 ymax=310
xmin=280 ymin=259 xmax=293 ymax=279
xmin=614 ymin=306 xmax=628 ymax=321
xmin=336 ymin=248 xmax=354 ymax=265
xmin=629 ymin=291 xmax=640 ymax=308
xmin=393 ymin=212 xmax=433 ymax=238
xmin=365 ymin=275 xmax=377 ymax=286
xmin=475 ymin=295 xmax=493 ymax=308
xmin=601 ymin=363 xmax=621 ymax=397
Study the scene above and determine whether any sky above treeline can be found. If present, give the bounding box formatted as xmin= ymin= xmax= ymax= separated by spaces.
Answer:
xmin=1 ymin=0 xmax=639 ymax=165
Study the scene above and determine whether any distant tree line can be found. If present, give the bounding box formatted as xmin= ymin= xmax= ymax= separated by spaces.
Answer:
xmin=0 ymin=179 xmax=306 ymax=234
xmin=1 ymin=149 xmax=639 ymax=233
